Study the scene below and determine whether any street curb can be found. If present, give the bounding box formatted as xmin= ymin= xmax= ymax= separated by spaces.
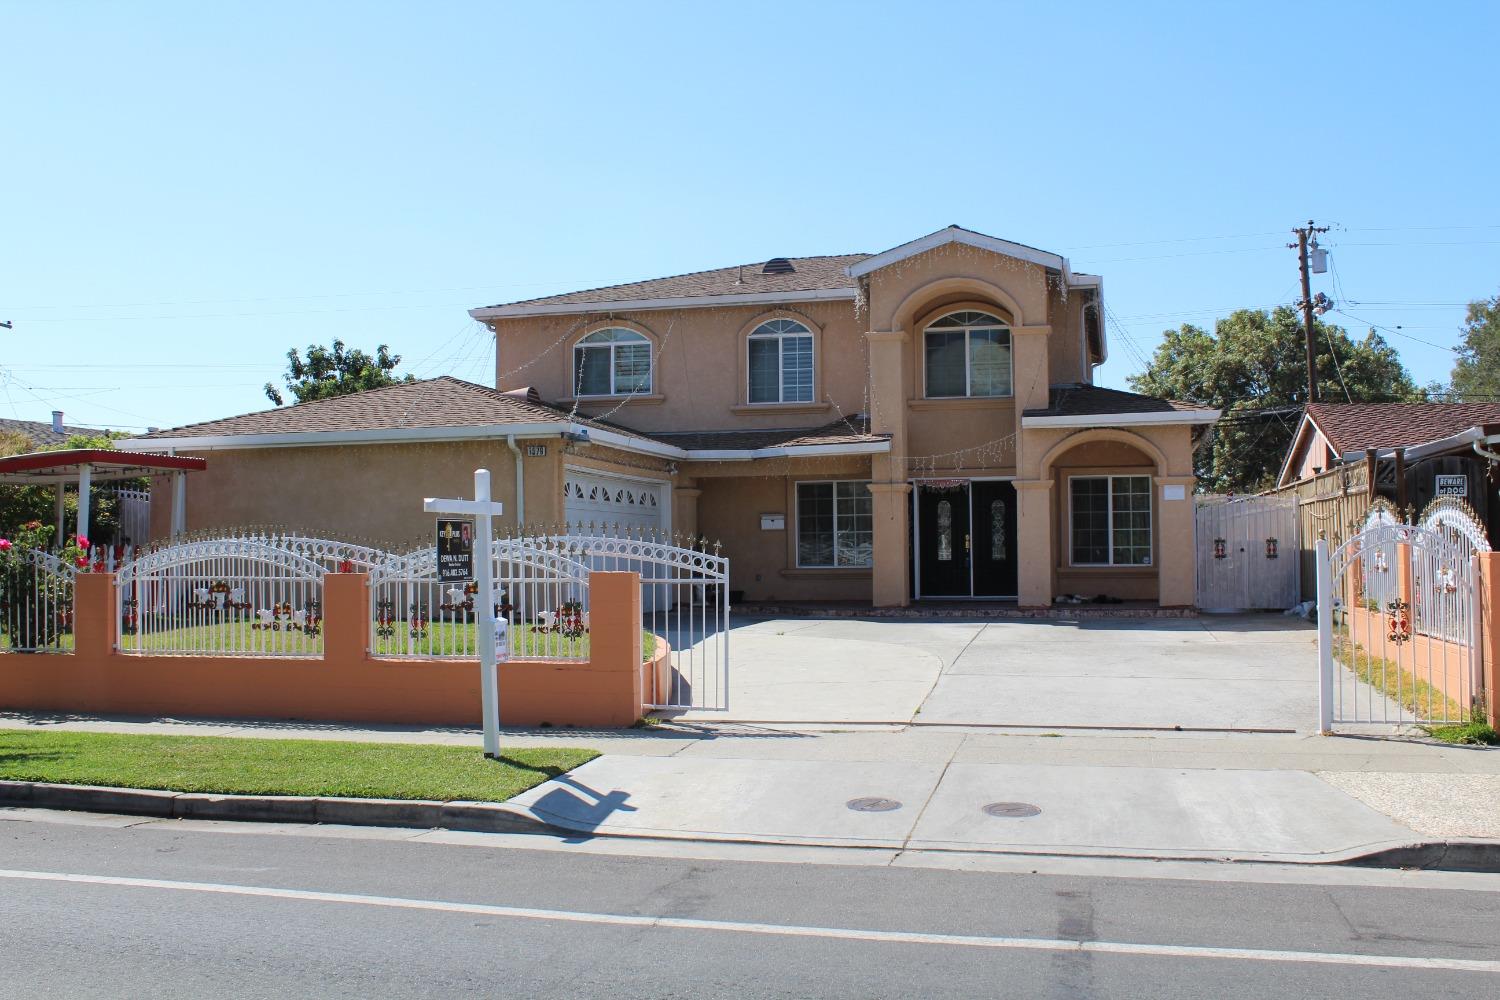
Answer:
xmin=0 ymin=780 xmax=565 ymax=837
xmin=4 ymin=779 xmax=1499 ymax=872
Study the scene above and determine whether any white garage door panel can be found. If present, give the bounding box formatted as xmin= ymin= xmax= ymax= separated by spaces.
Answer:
xmin=564 ymin=470 xmax=666 ymax=534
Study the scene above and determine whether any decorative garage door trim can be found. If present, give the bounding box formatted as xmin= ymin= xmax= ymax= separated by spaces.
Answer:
xmin=563 ymin=468 xmax=670 ymax=534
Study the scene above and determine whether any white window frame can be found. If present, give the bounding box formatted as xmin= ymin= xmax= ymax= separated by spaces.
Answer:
xmin=922 ymin=311 xmax=1013 ymax=399
xmin=746 ymin=319 xmax=815 ymax=404
xmin=794 ymin=479 xmax=874 ymax=569
xmin=573 ymin=328 xmax=653 ymax=398
xmin=1066 ymin=474 xmax=1153 ymax=567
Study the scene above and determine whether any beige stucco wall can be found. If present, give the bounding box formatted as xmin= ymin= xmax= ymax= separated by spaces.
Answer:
xmin=150 ymin=439 xmax=568 ymax=548
xmin=489 ymin=300 xmax=867 ymax=435
xmin=695 ymin=469 xmax=873 ymax=603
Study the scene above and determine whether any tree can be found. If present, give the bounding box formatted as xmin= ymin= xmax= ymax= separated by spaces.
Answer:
xmin=1450 ymin=292 xmax=1500 ymax=401
xmin=1129 ymin=306 xmax=1424 ymax=494
xmin=264 ymin=340 xmax=414 ymax=406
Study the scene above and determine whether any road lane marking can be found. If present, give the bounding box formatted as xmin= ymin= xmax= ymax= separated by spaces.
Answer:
xmin=1 ymin=867 xmax=1496 ymax=974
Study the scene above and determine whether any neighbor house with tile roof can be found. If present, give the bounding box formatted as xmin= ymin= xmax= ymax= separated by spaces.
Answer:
xmin=1276 ymin=401 xmax=1500 ymax=541
xmin=123 ymin=226 xmax=1219 ymax=607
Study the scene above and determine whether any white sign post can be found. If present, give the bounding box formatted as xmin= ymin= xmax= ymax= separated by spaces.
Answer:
xmin=425 ymin=469 xmax=505 ymax=758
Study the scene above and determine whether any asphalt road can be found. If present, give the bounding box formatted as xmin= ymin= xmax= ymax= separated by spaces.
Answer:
xmin=1 ymin=811 xmax=1498 ymax=999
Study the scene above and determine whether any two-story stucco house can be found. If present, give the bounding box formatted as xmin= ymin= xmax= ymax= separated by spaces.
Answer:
xmin=127 ymin=226 xmax=1218 ymax=607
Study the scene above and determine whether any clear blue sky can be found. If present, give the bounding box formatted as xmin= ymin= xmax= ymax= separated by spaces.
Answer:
xmin=3 ymin=1 xmax=1497 ymax=433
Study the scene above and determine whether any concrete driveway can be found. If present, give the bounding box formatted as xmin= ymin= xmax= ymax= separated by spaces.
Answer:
xmin=680 ymin=614 xmax=1320 ymax=732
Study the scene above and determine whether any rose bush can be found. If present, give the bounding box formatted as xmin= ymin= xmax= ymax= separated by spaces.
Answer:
xmin=0 ymin=522 xmax=88 ymax=651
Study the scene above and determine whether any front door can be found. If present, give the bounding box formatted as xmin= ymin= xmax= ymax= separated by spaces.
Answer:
xmin=916 ymin=483 xmax=971 ymax=597
xmin=971 ymin=480 xmax=1018 ymax=597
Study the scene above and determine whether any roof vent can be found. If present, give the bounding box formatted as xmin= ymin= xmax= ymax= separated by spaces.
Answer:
xmin=761 ymin=257 xmax=795 ymax=275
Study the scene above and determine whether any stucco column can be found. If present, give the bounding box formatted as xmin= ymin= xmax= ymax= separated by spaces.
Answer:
xmin=673 ymin=481 xmax=701 ymax=542
xmin=870 ymin=481 xmax=912 ymax=607
xmin=1479 ymin=552 xmax=1499 ymax=729
xmin=1154 ymin=475 xmax=1196 ymax=607
xmin=866 ymin=329 xmax=911 ymax=607
xmin=1016 ymin=480 xmax=1054 ymax=607
xmin=1010 ymin=325 xmax=1051 ymax=472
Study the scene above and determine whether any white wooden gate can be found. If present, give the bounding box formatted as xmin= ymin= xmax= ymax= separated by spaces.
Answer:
xmin=1316 ymin=521 xmax=1483 ymax=732
xmin=1195 ymin=496 xmax=1300 ymax=611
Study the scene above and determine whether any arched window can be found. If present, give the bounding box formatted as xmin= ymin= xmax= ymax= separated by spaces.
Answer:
xmin=574 ymin=328 xmax=652 ymax=397
xmin=747 ymin=318 xmax=814 ymax=403
xmin=923 ymin=310 xmax=1012 ymax=399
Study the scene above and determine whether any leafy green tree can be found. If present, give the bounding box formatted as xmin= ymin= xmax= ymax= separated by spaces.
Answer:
xmin=1129 ymin=306 xmax=1423 ymax=494
xmin=1450 ymin=293 xmax=1500 ymax=401
xmin=264 ymin=340 xmax=414 ymax=405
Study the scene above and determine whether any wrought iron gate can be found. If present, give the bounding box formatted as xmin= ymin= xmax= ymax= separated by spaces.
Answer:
xmin=1195 ymin=496 xmax=1300 ymax=611
xmin=1316 ymin=521 xmax=1483 ymax=732
xmin=558 ymin=530 xmax=730 ymax=713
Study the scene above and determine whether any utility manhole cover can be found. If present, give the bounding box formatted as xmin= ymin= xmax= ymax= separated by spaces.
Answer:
xmin=983 ymin=801 xmax=1042 ymax=818
xmin=846 ymin=797 xmax=903 ymax=813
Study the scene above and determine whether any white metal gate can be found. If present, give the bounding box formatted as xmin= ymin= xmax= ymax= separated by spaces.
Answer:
xmin=558 ymin=530 xmax=729 ymax=712
xmin=1316 ymin=522 xmax=1483 ymax=732
xmin=1195 ymin=496 xmax=1300 ymax=611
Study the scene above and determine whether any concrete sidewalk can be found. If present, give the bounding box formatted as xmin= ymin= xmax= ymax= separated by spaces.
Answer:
xmin=4 ymin=711 xmax=1497 ymax=853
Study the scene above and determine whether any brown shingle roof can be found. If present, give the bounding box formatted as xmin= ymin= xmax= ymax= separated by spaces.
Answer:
xmin=1024 ymin=384 xmax=1214 ymax=418
xmin=1306 ymin=402 xmax=1500 ymax=454
xmin=648 ymin=416 xmax=884 ymax=452
xmin=0 ymin=417 xmax=104 ymax=447
xmin=135 ymin=377 xmax=658 ymax=444
xmin=487 ymin=254 xmax=868 ymax=310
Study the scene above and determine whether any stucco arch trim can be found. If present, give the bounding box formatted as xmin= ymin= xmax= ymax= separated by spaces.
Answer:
xmin=732 ymin=307 xmax=829 ymax=409
xmin=1037 ymin=428 xmax=1169 ymax=478
xmin=572 ymin=317 xmax=661 ymax=351
xmin=887 ymin=276 xmax=1027 ymax=332
xmin=569 ymin=318 xmax=663 ymax=400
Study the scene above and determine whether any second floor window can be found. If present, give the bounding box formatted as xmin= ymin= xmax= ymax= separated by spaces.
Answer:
xmin=923 ymin=310 xmax=1012 ymax=398
xmin=574 ymin=328 xmax=652 ymax=397
xmin=748 ymin=319 xmax=814 ymax=404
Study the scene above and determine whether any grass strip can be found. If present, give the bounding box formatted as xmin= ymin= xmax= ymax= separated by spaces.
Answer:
xmin=0 ymin=729 xmax=596 ymax=802
xmin=1331 ymin=634 xmax=1467 ymax=722
xmin=1421 ymin=721 xmax=1500 ymax=746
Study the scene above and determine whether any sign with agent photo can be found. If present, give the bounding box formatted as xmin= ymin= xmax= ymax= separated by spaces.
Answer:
xmin=436 ymin=518 xmax=475 ymax=583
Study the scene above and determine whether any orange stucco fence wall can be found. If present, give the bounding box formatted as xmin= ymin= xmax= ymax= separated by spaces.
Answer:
xmin=0 ymin=571 xmax=665 ymax=729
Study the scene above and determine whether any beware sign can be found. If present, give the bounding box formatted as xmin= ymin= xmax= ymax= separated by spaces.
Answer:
xmin=1435 ymin=474 xmax=1468 ymax=498
xmin=436 ymin=517 xmax=474 ymax=583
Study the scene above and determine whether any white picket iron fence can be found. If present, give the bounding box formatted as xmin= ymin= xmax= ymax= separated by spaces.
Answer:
xmin=115 ymin=537 xmax=327 ymax=656
xmin=369 ymin=537 xmax=595 ymax=662
xmin=0 ymin=548 xmax=78 ymax=654
xmin=1316 ymin=518 xmax=1484 ymax=733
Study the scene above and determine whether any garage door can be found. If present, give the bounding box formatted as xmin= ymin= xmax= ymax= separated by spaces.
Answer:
xmin=564 ymin=470 xmax=667 ymax=535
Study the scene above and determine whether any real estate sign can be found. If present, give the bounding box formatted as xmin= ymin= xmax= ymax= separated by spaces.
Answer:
xmin=436 ymin=517 xmax=474 ymax=582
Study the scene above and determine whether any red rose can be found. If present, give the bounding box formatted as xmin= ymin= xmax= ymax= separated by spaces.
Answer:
xmin=76 ymin=536 xmax=90 ymax=549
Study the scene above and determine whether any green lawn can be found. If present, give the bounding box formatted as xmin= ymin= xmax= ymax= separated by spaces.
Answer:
xmin=374 ymin=620 xmax=657 ymax=660
xmin=10 ymin=619 xmax=658 ymax=660
xmin=0 ymin=729 xmax=597 ymax=802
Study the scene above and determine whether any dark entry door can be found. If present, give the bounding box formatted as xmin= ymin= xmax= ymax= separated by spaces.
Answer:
xmin=917 ymin=483 xmax=971 ymax=597
xmin=971 ymin=481 xmax=1019 ymax=597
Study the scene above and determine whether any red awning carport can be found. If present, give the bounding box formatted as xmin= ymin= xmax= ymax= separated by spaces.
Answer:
xmin=0 ymin=449 xmax=207 ymax=543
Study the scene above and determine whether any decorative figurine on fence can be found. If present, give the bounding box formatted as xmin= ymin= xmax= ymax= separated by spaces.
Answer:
xmin=1386 ymin=598 xmax=1411 ymax=644
xmin=1213 ymin=538 xmax=1226 ymax=560
xmin=188 ymin=581 xmax=249 ymax=613
xmin=1264 ymin=537 xmax=1279 ymax=559
xmin=406 ymin=604 xmax=428 ymax=639
xmin=252 ymin=601 xmax=322 ymax=635
xmin=439 ymin=581 xmax=478 ymax=615
xmin=1434 ymin=565 xmax=1459 ymax=595
xmin=375 ymin=600 xmax=397 ymax=638
xmin=536 ymin=600 xmax=588 ymax=639
xmin=1371 ymin=550 xmax=1390 ymax=574
xmin=120 ymin=599 xmax=138 ymax=636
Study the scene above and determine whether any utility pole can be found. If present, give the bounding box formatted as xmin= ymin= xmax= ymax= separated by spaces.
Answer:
xmin=1289 ymin=220 xmax=1330 ymax=403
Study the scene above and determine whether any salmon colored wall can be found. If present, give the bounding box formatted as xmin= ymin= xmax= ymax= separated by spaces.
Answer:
xmin=1347 ymin=605 xmax=1476 ymax=715
xmin=0 ymin=572 xmax=658 ymax=729
xmin=1480 ymin=552 xmax=1499 ymax=728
